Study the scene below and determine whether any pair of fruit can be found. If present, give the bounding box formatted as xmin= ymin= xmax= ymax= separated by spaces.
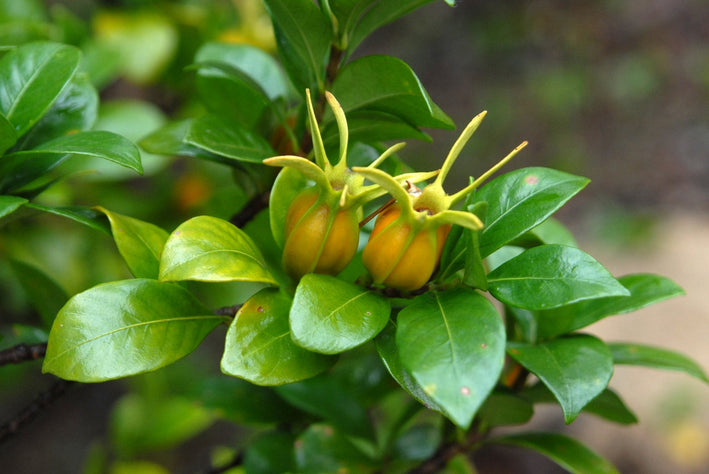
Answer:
xmin=265 ymin=90 xmax=526 ymax=291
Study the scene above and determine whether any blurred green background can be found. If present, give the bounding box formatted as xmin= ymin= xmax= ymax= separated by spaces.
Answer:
xmin=1 ymin=0 xmax=708 ymax=472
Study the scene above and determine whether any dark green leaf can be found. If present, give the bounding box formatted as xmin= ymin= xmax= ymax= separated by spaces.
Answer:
xmin=537 ymin=273 xmax=684 ymax=339
xmin=192 ymin=376 xmax=301 ymax=426
xmin=138 ymin=119 xmax=210 ymax=159
xmin=23 ymin=203 xmax=111 ymax=234
xmin=43 ymin=279 xmax=224 ymax=382
xmin=490 ymin=432 xmax=619 ymax=474
xmin=244 ymin=431 xmax=297 ymax=474
xmin=6 ymin=130 xmax=142 ymax=176
xmin=95 ymin=206 xmax=169 ymax=279
xmin=477 ymin=390 xmax=534 ymax=427
xmin=221 ymin=288 xmax=336 ymax=385
xmin=193 ymin=63 xmax=269 ymax=129
xmin=0 ymin=112 xmax=16 ymax=153
xmin=159 ymin=215 xmax=277 ymax=285
xmin=332 ymin=55 xmax=453 ymax=130
xmin=110 ymin=393 xmax=214 ymax=458
xmin=13 ymin=72 xmax=98 ymax=151
xmin=0 ymin=194 xmax=27 ymax=219
xmin=290 ymin=274 xmax=390 ymax=354
xmin=375 ymin=321 xmax=445 ymax=414
xmin=346 ymin=0 xmax=436 ymax=55
xmin=522 ymin=383 xmax=638 ymax=425
xmin=397 ymin=289 xmax=506 ymax=429
xmin=0 ymin=41 xmax=81 ymax=137
xmin=609 ymin=342 xmax=709 ymax=383
xmin=8 ymin=259 xmax=68 ymax=328
xmin=476 ymin=167 xmax=589 ymax=258
xmin=487 ymin=244 xmax=630 ymax=310
xmin=194 ymin=41 xmax=289 ymax=100
xmin=323 ymin=109 xmax=431 ymax=146
xmin=263 ymin=0 xmax=331 ymax=94
xmin=507 ymin=335 xmax=614 ymax=423
xmin=184 ymin=114 xmax=274 ymax=164
xmin=276 ymin=376 xmax=373 ymax=439
xmin=294 ymin=424 xmax=374 ymax=474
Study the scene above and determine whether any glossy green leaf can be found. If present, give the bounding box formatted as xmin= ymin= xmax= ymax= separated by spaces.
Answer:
xmin=184 ymin=114 xmax=274 ymax=164
xmin=87 ymin=104 xmax=168 ymax=179
xmin=487 ymin=244 xmax=630 ymax=310
xmin=331 ymin=55 xmax=454 ymax=130
xmin=23 ymin=203 xmax=111 ymax=234
xmin=43 ymin=279 xmax=224 ymax=382
xmin=0 ymin=41 xmax=81 ymax=137
xmin=490 ymin=432 xmax=619 ymax=474
xmin=477 ymin=390 xmax=534 ymax=427
xmin=244 ymin=431 xmax=297 ymax=474
xmin=0 ymin=112 xmax=16 ymax=153
xmin=290 ymin=274 xmax=390 ymax=354
xmin=323 ymin=110 xmax=431 ymax=146
xmin=8 ymin=259 xmax=68 ymax=328
xmin=276 ymin=375 xmax=373 ymax=439
xmin=263 ymin=0 xmax=331 ymax=94
xmin=294 ymin=424 xmax=374 ymax=474
xmin=14 ymin=72 xmax=98 ymax=151
xmin=397 ymin=289 xmax=506 ymax=429
xmin=375 ymin=321 xmax=445 ymax=414
xmin=6 ymin=130 xmax=142 ymax=175
xmin=221 ymin=288 xmax=336 ymax=385
xmin=0 ymin=195 xmax=27 ymax=219
xmin=269 ymin=166 xmax=310 ymax=248
xmin=537 ymin=273 xmax=685 ymax=339
xmin=345 ymin=0 xmax=437 ymax=55
xmin=522 ymin=383 xmax=638 ymax=425
xmin=507 ymin=335 xmax=614 ymax=423
xmin=95 ymin=206 xmax=169 ymax=279
xmin=159 ymin=215 xmax=276 ymax=285
xmin=609 ymin=342 xmax=709 ymax=383
xmin=111 ymin=393 xmax=214 ymax=458
xmin=476 ymin=167 xmax=589 ymax=258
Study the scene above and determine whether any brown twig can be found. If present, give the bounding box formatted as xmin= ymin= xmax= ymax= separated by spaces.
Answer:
xmin=0 ymin=343 xmax=47 ymax=367
xmin=229 ymin=191 xmax=270 ymax=228
xmin=0 ymin=378 xmax=75 ymax=444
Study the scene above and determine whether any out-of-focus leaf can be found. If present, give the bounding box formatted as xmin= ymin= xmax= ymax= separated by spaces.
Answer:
xmin=8 ymin=259 xmax=67 ymax=328
xmin=609 ymin=342 xmax=709 ymax=383
xmin=0 ymin=41 xmax=81 ymax=137
xmin=263 ymin=0 xmax=331 ymax=94
xmin=490 ymin=432 xmax=619 ymax=474
xmin=110 ymin=393 xmax=213 ymax=458
xmin=294 ymin=424 xmax=375 ymax=473
xmin=0 ymin=194 xmax=27 ymax=219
